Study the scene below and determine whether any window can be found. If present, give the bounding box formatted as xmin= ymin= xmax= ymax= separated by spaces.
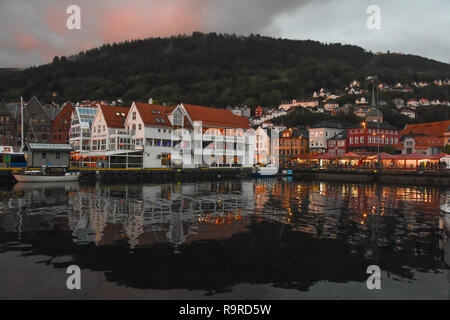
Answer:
xmin=138 ymin=124 xmax=142 ymax=130
xmin=132 ymin=112 xmax=136 ymax=120
xmin=56 ymin=153 xmax=60 ymax=159
xmin=350 ymin=138 xmax=353 ymax=144
xmin=355 ymin=137 xmax=359 ymax=144
xmin=360 ymin=137 xmax=364 ymax=144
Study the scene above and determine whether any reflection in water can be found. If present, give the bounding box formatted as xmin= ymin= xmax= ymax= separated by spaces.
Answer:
xmin=0 ymin=179 xmax=449 ymax=298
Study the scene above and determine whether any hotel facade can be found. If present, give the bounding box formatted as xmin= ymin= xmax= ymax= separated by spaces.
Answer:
xmin=72 ymin=102 xmax=255 ymax=169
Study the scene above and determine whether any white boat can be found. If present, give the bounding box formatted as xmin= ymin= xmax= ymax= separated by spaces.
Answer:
xmin=440 ymin=192 xmax=450 ymax=214
xmin=251 ymin=165 xmax=279 ymax=177
xmin=13 ymin=170 xmax=80 ymax=182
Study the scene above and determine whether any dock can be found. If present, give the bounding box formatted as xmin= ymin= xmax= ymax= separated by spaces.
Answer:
xmin=0 ymin=167 xmax=252 ymax=184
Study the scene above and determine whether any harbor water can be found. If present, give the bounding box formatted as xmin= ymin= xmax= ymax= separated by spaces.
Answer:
xmin=0 ymin=179 xmax=449 ymax=299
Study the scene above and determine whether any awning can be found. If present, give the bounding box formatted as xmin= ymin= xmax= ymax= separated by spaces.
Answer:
xmin=398 ymin=152 xmax=435 ymax=160
xmin=81 ymin=150 xmax=143 ymax=157
xmin=364 ymin=152 xmax=397 ymax=160
xmin=339 ymin=152 xmax=363 ymax=159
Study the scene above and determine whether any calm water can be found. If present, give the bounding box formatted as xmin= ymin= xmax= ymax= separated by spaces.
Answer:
xmin=0 ymin=179 xmax=449 ymax=299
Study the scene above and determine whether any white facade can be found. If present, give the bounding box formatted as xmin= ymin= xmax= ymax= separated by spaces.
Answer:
xmin=69 ymin=107 xmax=97 ymax=153
xmin=254 ymin=126 xmax=271 ymax=165
xmin=308 ymin=127 xmax=343 ymax=153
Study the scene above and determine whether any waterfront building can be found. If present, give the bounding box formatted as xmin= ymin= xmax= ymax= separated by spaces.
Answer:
xmin=181 ymin=103 xmax=254 ymax=169
xmin=279 ymin=128 xmax=308 ymax=165
xmin=401 ymin=120 xmax=450 ymax=155
xmin=254 ymin=126 xmax=271 ymax=165
xmin=347 ymin=122 xmax=399 ymax=155
xmin=20 ymin=97 xmax=58 ymax=144
xmin=90 ymin=105 xmax=131 ymax=152
xmin=0 ymin=103 xmax=18 ymax=147
xmin=308 ymin=122 xmax=343 ymax=154
xmin=69 ymin=106 xmax=97 ymax=152
xmin=124 ymin=102 xmax=181 ymax=168
xmin=51 ymin=102 xmax=74 ymax=144
xmin=327 ymin=130 xmax=348 ymax=155
xmin=23 ymin=142 xmax=72 ymax=167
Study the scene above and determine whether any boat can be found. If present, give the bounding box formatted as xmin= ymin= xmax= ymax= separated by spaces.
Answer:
xmin=13 ymin=166 xmax=80 ymax=182
xmin=251 ymin=165 xmax=279 ymax=177
xmin=440 ymin=192 xmax=450 ymax=214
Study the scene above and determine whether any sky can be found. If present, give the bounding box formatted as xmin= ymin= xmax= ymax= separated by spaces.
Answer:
xmin=0 ymin=0 xmax=449 ymax=68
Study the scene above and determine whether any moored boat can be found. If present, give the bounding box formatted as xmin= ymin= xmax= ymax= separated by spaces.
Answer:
xmin=13 ymin=167 xmax=80 ymax=182
xmin=251 ymin=165 xmax=279 ymax=177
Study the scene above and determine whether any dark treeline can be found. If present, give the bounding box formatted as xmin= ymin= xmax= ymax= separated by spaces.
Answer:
xmin=1 ymin=32 xmax=450 ymax=109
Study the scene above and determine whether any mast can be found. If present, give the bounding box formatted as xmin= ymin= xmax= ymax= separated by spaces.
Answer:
xmin=20 ymin=97 xmax=24 ymax=151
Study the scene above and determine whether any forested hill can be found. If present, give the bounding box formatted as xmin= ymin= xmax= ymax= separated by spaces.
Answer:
xmin=1 ymin=32 xmax=449 ymax=107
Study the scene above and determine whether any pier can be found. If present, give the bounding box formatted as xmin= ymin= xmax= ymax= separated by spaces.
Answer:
xmin=0 ymin=167 xmax=252 ymax=184
xmin=292 ymin=167 xmax=450 ymax=186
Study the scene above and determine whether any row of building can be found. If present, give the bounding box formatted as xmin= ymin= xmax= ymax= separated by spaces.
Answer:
xmin=254 ymin=111 xmax=450 ymax=166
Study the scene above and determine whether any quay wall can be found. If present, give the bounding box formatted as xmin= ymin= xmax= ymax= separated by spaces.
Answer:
xmin=293 ymin=168 xmax=450 ymax=186
xmin=0 ymin=168 xmax=252 ymax=185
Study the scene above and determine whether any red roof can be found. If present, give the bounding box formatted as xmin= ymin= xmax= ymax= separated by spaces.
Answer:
xmin=402 ymin=120 xmax=450 ymax=138
xmin=134 ymin=102 xmax=176 ymax=128
xmin=100 ymin=105 xmax=130 ymax=128
xmin=182 ymin=103 xmax=250 ymax=129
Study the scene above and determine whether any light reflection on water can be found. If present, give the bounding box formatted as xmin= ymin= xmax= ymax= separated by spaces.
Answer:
xmin=0 ymin=179 xmax=449 ymax=299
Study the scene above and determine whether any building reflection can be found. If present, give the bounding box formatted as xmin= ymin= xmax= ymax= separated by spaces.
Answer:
xmin=66 ymin=181 xmax=255 ymax=248
xmin=0 ymin=179 xmax=448 ymax=294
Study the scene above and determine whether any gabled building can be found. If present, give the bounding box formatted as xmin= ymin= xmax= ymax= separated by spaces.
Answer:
xmin=0 ymin=103 xmax=18 ymax=146
xmin=327 ymin=130 xmax=348 ymax=156
xmin=308 ymin=122 xmax=344 ymax=153
xmin=279 ymin=128 xmax=308 ymax=164
xmin=69 ymin=106 xmax=97 ymax=152
xmin=90 ymin=105 xmax=130 ymax=152
xmin=20 ymin=97 xmax=54 ymax=143
xmin=124 ymin=102 xmax=180 ymax=168
xmin=254 ymin=126 xmax=272 ymax=165
xmin=180 ymin=103 xmax=253 ymax=168
xmin=401 ymin=120 xmax=450 ymax=155
xmin=51 ymin=102 xmax=75 ymax=144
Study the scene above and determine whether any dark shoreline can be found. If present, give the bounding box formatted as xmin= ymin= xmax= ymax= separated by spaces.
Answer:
xmin=1 ymin=167 xmax=450 ymax=187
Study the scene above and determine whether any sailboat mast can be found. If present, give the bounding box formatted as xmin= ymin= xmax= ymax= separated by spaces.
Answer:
xmin=20 ymin=97 xmax=24 ymax=151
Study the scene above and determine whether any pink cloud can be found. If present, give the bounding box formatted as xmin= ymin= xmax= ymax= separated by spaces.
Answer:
xmin=97 ymin=1 xmax=206 ymax=43
xmin=16 ymin=33 xmax=39 ymax=50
